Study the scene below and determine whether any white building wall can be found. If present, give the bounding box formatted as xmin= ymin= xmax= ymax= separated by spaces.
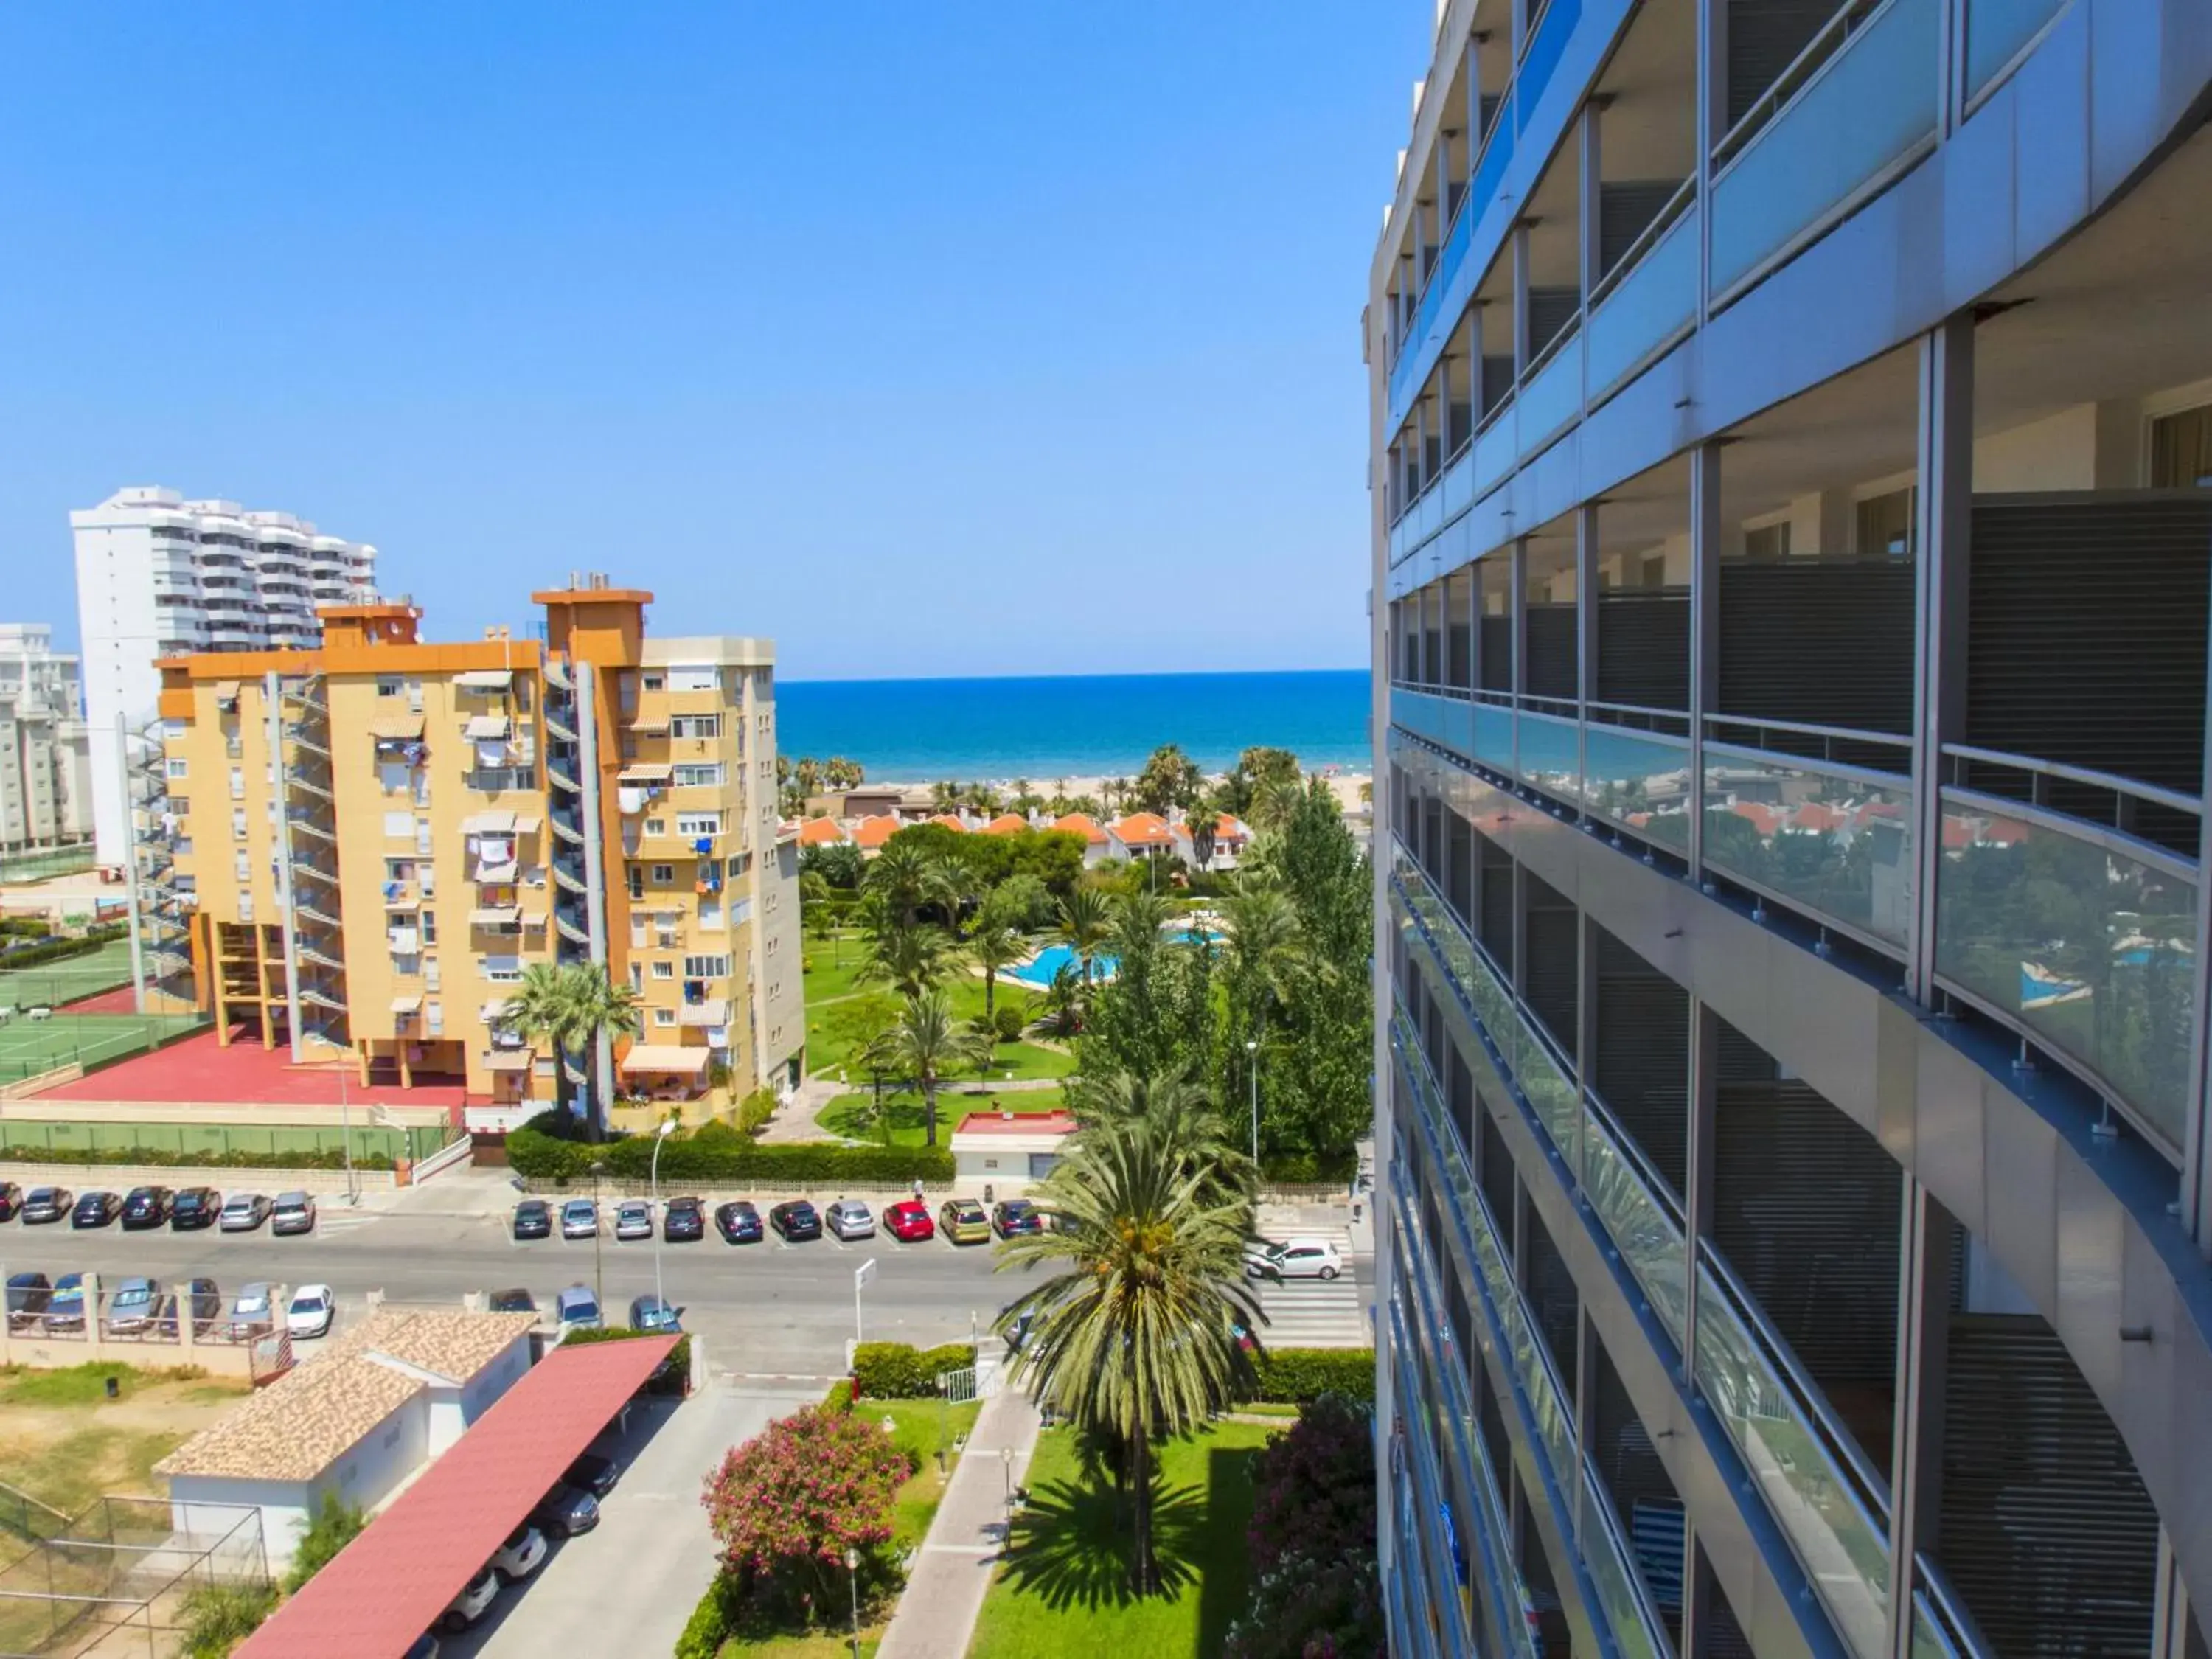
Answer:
xmin=167 ymin=1392 xmax=426 ymax=1565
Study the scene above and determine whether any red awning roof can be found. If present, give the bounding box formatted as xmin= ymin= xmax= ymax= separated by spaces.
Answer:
xmin=236 ymin=1335 xmax=678 ymax=1659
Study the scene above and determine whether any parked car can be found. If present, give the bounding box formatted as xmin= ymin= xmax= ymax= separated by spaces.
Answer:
xmin=285 ymin=1284 xmax=335 ymax=1340
xmin=440 ymin=1566 xmax=500 ymax=1632
xmin=105 ymin=1277 xmax=161 ymax=1336
xmin=824 ymin=1199 xmax=876 ymax=1241
xmin=270 ymin=1192 xmax=316 ymax=1237
xmin=713 ymin=1200 xmax=762 ymax=1244
xmin=220 ymin=1192 xmax=271 ymax=1233
xmin=529 ymin=1484 xmax=599 ymax=1538
xmin=613 ymin=1200 xmax=653 ymax=1241
xmin=0 ymin=1182 xmax=21 ymax=1221
xmin=487 ymin=1287 xmax=538 ymax=1315
xmin=492 ymin=1523 xmax=548 ymax=1583
xmin=1244 ymin=1237 xmax=1344 ymax=1281
xmin=563 ymin=1453 xmax=619 ymax=1497
xmin=560 ymin=1200 xmax=597 ymax=1239
xmin=44 ymin=1273 xmax=87 ymax=1332
xmin=119 ymin=1186 xmax=173 ymax=1229
xmin=512 ymin=1200 xmax=552 ymax=1241
xmin=5 ymin=1272 xmax=51 ymax=1330
xmin=768 ymin=1200 xmax=821 ymax=1242
xmin=938 ymin=1199 xmax=990 ymax=1245
xmin=70 ymin=1192 xmax=122 ymax=1230
xmin=170 ymin=1188 xmax=220 ymax=1231
xmin=662 ymin=1197 xmax=705 ymax=1242
xmin=553 ymin=1285 xmax=602 ymax=1335
xmin=156 ymin=1279 xmax=222 ymax=1339
xmin=885 ymin=1200 xmax=935 ymax=1242
xmin=227 ymin=1282 xmax=276 ymax=1338
xmin=21 ymin=1187 xmax=73 ymax=1225
xmin=403 ymin=1637 xmax=440 ymax=1659
xmin=628 ymin=1294 xmax=680 ymax=1333
xmin=992 ymin=1199 xmax=1042 ymax=1239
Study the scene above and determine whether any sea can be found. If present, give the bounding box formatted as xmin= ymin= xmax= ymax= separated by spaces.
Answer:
xmin=774 ymin=669 xmax=1371 ymax=782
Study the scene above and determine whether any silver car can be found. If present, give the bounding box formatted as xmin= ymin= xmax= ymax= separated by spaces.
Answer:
xmin=824 ymin=1199 xmax=875 ymax=1241
xmin=613 ymin=1200 xmax=653 ymax=1241
xmin=560 ymin=1199 xmax=597 ymax=1239
xmin=105 ymin=1276 xmax=161 ymax=1336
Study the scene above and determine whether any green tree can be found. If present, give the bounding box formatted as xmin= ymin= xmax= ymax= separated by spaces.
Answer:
xmin=1081 ymin=898 xmax=1218 ymax=1085
xmin=864 ymin=836 xmax=953 ymax=929
xmin=859 ymin=920 xmax=953 ymax=1001
xmin=285 ymin=1493 xmax=366 ymax=1591
xmin=993 ymin=1098 xmax=1262 ymax=1593
xmin=179 ymin=1582 xmax=276 ymax=1658
xmin=1131 ymin=743 xmax=1205 ymax=817
xmin=1055 ymin=887 xmax=1113 ymax=985
xmin=567 ymin=961 xmax=644 ymax=1138
xmin=860 ymin=990 xmax=994 ymax=1147
xmin=968 ymin=919 xmax=1026 ymax=1022
xmin=508 ymin=961 xmax=590 ymax=1132
xmin=1007 ymin=829 xmax=1087 ymax=898
xmin=799 ymin=841 xmax=864 ymax=891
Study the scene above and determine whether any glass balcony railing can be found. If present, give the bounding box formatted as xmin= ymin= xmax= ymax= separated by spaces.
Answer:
xmin=1585 ymin=724 xmax=1694 ymax=852
xmin=1963 ymin=0 xmax=2066 ymax=100
xmin=1391 ymin=1352 xmax=1476 ymax=1659
xmin=1700 ymin=740 xmax=1916 ymax=950
xmin=1389 ymin=98 xmax=1523 ymax=414
xmin=1390 ymin=877 xmax=1896 ymax=1659
xmin=1933 ymin=786 xmax=2197 ymax=1155
xmin=1707 ymin=0 xmax=1939 ymax=299
xmin=1517 ymin=330 xmax=1583 ymax=460
xmin=1585 ymin=199 xmax=1700 ymax=403
xmin=1474 ymin=700 xmax=1515 ymax=776
xmin=1517 ymin=0 xmax=1583 ymax=129
xmin=1391 ymin=1020 xmax=1669 ymax=1659
xmin=1516 ymin=707 xmax=1583 ymax=806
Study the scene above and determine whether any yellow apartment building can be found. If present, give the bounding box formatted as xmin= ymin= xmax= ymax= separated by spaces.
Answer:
xmin=147 ymin=575 xmax=803 ymax=1127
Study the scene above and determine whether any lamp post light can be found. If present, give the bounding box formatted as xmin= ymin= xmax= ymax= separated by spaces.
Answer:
xmin=589 ymin=1160 xmax=608 ymax=1317
xmin=650 ymin=1119 xmax=676 ymax=1321
xmin=845 ymin=1545 xmax=860 ymax=1657
xmin=853 ymin=1257 xmax=877 ymax=1352
xmin=1001 ymin=1444 xmax=1016 ymax=1530
xmin=1245 ymin=1037 xmax=1259 ymax=1168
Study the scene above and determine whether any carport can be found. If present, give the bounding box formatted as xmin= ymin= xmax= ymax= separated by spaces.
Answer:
xmin=236 ymin=1335 xmax=678 ymax=1658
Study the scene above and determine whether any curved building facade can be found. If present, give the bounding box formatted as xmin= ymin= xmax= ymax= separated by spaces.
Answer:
xmin=1366 ymin=4 xmax=2212 ymax=1657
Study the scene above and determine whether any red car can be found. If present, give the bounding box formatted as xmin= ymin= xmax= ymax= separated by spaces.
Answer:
xmin=885 ymin=1200 xmax=935 ymax=1242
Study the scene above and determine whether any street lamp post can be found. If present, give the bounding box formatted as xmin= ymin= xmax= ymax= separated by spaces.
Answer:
xmin=853 ymin=1257 xmax=877 ymax=1351
xmin=1245 ymin=1037 xmax=1259 ymax=1167
xmin=844 ymin=1545 xmax=860 ymax=1657
xmin=650 ymin=1119 xmax=676 ymax=1320
xmin=589 ymin=1160 xmax=608 ymax=1317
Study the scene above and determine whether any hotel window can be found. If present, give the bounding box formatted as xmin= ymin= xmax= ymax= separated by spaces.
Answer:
xmin=652 ymin=863 xmax=674 ymax=884
xmin=731 ymin=896 xmax=754 ymax=925
xmin=699 ymin=900 xmax=723 ymax=930
xmin=2150 ymin=402 xmax=2212 ymax=487
xmin=1857 ymin=487 xmax=1917 ymax=557
xmin=726 ymin=853 xmax=752 ymax=877
xmin=653 ymin=961 xmax=675 ymax=980
xmin=422 ymin=910 xmax=438 ymax=945
xmin=234 ymin=851 xmax=250 ymax=880
xmin=672 ymin=762 xmax=725 ymax=787
xmin=383 ymin=810 xmax=414 ymax=838
xmin=166 ymin=757 xmax=189 ymax=779
xmin=654 ymin=1008 xmax=675 ymax=1027
xmin=232 ymin=808 xmax=248 ymax=841
xmin=644 ymin=817 xmax=665 ymax=835
xmin=630 ymin=914 xmax=646 ymax=947
xmin=628 ymin=868 xmax=644 ymax=900
xmin=642 ymin=673 xmax=664 ymax=692
xmin=628 ymin=963 xmax=643 ymax=992
xmin=377 ymin=678 xmax=403 ymax=698
xmin=676 ymin=813 xmax=722 ymax=837
xmin=229 ymin=766 xmax=244 ymax=800
xmin=425 ymin=1000 xmax=443 ymax=1035
xmin=425 ymin=956 xmax=441 ymax=991
xmin=672 ymin=714 xmax=720 ymax=739
xmin=684 ymin=955 xmax=731 ymax=979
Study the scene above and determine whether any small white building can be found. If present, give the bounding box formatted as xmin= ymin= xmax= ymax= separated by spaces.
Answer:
xmin=1169 ymin=813 xmax=1251 ymax=872
xmin=950 ymin=1108 xmax=1079 ymax=1196
xmin=158 ymin=1308 xmax=535 ymax=1560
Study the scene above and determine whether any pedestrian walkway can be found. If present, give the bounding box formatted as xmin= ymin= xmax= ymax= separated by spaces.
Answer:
xmin=876 ymin=1378 xmax=1042 ymax=1659
xmin=1251 ymin=1267 xmax=1372 ymax=1348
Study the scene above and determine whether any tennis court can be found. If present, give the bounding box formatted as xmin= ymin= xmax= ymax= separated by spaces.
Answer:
xmin=0 ymin=939 xmax=141 ymax=1010
xmin=0 ymin=1009 xmax=206 ymax=1086
xmin=0 ymin=844 xmax=93 ymax=884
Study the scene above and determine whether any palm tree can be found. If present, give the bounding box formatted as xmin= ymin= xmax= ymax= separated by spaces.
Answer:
xmin=860 ymin=990 xmax=994 ymax=1147
xmin=1066 ymin=1065 xmax=1252 ymax=1203
xmin=1220 ymin=882 xmax=1311 ymax=1152
xmin=507 ymin=961 xmax=583 ymax=1123
xmin=968 ymin=920 xmax=1027 ymax=1022
xmin=932 ymin=779 xmax=961 ymax=813
xmin=1055 ymin=888 xmax=1113 ymax=985
xmin=1107 ymin=889 xmax=1172 ymax=963
xmin=992 ymin=1103 xmax=1262 ymax=1592
xmin=567 ymin=962 xmax=644 ymax=1138
xmin=1034 ymin=961 xmax=1086 ymax=1038
xmin=860 ymin=923 xmax=952 ymax=1001
xmin=864 ymin=838 xmax=952 ymax=929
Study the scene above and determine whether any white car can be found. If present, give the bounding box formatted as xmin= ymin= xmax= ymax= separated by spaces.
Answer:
xmin=560 ymin=1200 xmax=597 ymax=1239
xmin=1245 ymin=1237 xmax=1344 ymax=1281
xmin=491 ymin=1523 xmax=547 ymax=1582
xmin=613 ymin=1200 xmax=653 ymax=1241
xmin=824 ymin=1199 xmax=875 ymax=1241
xmin=286 ymin=1284 xmax=335 ymax=1340
xmin=441 ymin=1565 xmax=500 ymax=1632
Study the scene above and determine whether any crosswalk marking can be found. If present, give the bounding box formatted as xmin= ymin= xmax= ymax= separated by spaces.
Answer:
xmin=1247 ymin=1227 xmax=1371 ymax=1349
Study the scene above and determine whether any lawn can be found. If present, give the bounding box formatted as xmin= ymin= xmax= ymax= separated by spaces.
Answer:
xmin=0 ymin=1009 xmax=206 ymax=1086
xmin=0 ymin=1363 xmax=251 ymax=1520
xmin=0 ymin=939 xmax=138 ymax=1009
xmin=717 ymin=1396 xmax=983 ymax=1658
xmin=817 ymin=1085 xmax=1067 ymax=1147
xmin=966 ymin=1419 xmax=1274 ymax=1659
xmin=804 ymin=951 xmax=1074 ymax=1084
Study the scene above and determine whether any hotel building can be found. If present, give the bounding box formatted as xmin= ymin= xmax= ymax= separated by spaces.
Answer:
xmin=0 ymin=624 xmax=91 ymax=856
xmin=72 ymin=486 xmax=380 ymax=866
xmin=1368 ymin=4 xmax=2212 ymax=1658
xmin=143 ymin=577 xmax=801 ymax=1124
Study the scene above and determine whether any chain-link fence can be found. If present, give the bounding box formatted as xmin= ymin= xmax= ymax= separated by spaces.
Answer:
xmin=0 ymin=1498 xmax=268 ymax=1656
xmin=0 ymin=1013 xmax=206 ymax=1088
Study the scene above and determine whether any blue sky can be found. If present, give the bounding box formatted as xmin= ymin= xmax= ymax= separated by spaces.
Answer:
xmin=0 ymin=5 xmax=1425 ymax=679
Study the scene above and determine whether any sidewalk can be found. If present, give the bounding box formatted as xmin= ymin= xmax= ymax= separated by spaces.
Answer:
xmin=877 ymin=1381 xmax=1043 ymax=1659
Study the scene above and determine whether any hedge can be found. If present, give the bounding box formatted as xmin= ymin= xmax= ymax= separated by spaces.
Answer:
xmin=507 ymin=1124 xmax=952 ymax=1186
xmin=850 ymin=1341 xmax=976 ymax=1400
xmin=1249 ymin=1348 xmax=1376 ymax=1405
xmin=1259 ymin=1151 xmax=1359 ymax=1186
xmin=557 ymin=1326 xmax=692 ymax=1394
xmin=0 ymin=936 xmax=106 ymax=973
xmin=674 ymin=1576 xmax=734 ymax=1659
xmin=0 ymin=1144 xmax=397 ymax=1172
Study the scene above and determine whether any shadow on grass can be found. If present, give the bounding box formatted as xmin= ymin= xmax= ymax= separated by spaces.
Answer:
xmin=994 ymin=1476 xmax=1208 ymax=1611
xmin=1197 ymin=1444 xmax=1262 ymax=1658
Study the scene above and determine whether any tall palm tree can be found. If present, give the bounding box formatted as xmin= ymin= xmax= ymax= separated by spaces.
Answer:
xmin=1034 ymin=961 xmax=1086 ymax=1038
xmin=968 ymin=920 xmax=1027 ymax=1022
xmin=1220 ymin=882 xmax=1311 ymax=1152
xmin=1107 ymin=889 xmax=1172 ymax=963
xmin=507 ymin=961 xmax=584 ymax=1123
xmin=932 ymin=779 xmax=961 ymax=813
xmin=1055 ymin=888 xmax=1113 ymax=985
xmin=864 ymin=838 xmax=951 ymax=929
xmin=993 ymin=1105 xmax=1263 ymax=1592
xmin=860 ymin=923 xmax=952 ymax=1001
xmin=1066 ymin=1065 xmax=1253 ymax=1203
xmin=860 ymin=990 xmax=994 ymax=1147
xmin=567 ymin=962 xmax=644 ymax=1138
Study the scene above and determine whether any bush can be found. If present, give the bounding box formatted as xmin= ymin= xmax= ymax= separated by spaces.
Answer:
xmin=178 ymin=1580 xmax=276 ymax=1658
xmin=672 ymin=1577 xmax=731 ymax=1659
xmin=285 ymin=1494 xmax=365 ymax=1592
xmin=992 ymin=1004 xmax=1025 ymax=1043
xmin=821 ymin=1375 xmax=858 ymax=1414
xmin=851 ymin=1341 xmax=975 ymax=1400
xmin=558 ymin=1328 xmax=692 ymax=1394
xmin=1258 ymin=1151 xmax=1359 ymax=1186
xmin=1249 ymin=1349 xmax=1375 ymax=1405
xmin=0 ymin=935 xmax=104 ymax=973
xmin=690 ymin=1118 xmax=743 ymax=1147
xmin=0 ymin=1144 xmax=397 ymax=1172
xmin=1227 ymin=1394 xmax=1385 ymax=1659
xmin=507 ymin=1124 xmax=952 ymax=1186
xmin=736 ymin=1088 xmax=779 ymax=1136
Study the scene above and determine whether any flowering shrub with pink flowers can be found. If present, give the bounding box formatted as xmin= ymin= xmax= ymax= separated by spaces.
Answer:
xmin=1226 ymin=1393 xmax=1386 ymax=1659
xmin=700 ymin=1404 xmax=917 ymax=1630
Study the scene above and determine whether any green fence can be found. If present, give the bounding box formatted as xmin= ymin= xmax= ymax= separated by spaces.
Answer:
xmin=0 ymin=1012 xmax=206 ymax=1086
xmin=0 ymin=940 xmax=142 ymax=1009
xmin=0 ymin=1118 xmax=453 ymax=1166
xmin=0 ymin=845 xmax=94 ymax=885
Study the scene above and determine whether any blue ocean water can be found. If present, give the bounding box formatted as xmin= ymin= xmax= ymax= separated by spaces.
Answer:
xmin=775 ymin=670 xmax=1371 ymax=782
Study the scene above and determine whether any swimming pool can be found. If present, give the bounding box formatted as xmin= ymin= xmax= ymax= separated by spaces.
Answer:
xmin=1004 ymin=922 xmax=1216 ymax=990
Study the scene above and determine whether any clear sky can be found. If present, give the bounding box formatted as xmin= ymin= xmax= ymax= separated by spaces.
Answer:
xmin=0 ymin=4 xmax=1427 ymax=679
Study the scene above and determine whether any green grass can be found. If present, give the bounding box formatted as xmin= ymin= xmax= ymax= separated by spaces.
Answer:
xmin=967 ymin=1420 xmax=1273 ymax=1659
xmin=818 ymin=1085 xmax=1067 ymax=1147
xmin=0 ymin=1363 xmax=204 ymax=1408
xmin=0 ymin=939 xmax=139 ymax=1006
xmin=0 ymin=1427 xmax=184 ymax=1517
xmin=802 ymin=931 xmax=1075 ymax=1082
xmin=0 ymin=1009 xmax=206 ymax=1084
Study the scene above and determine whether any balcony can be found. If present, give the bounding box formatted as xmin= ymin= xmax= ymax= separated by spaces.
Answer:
xmin=464 ymin=768 xmax=533 ymax=796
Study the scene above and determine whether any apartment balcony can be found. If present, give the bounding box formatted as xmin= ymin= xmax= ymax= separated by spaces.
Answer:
xmin=464 ymin=767 xmax=535 ymax=795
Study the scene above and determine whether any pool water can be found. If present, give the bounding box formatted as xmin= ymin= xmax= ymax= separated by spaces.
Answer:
xmin=1004 ymin=922 xmax=1217 ymax=990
